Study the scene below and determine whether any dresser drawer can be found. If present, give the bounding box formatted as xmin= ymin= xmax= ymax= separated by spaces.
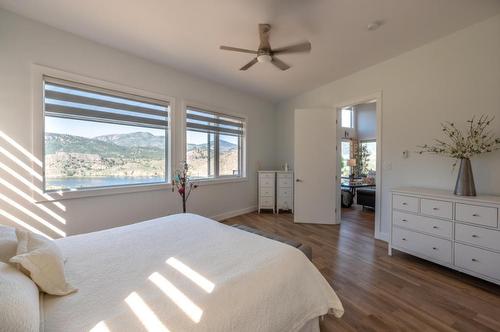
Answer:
xmin=392 ymin=227 xmax=452 ymax=264
xmin=421 ymin=199 xmax=453 ymax=220
xmin=277 ymin=187 xmax=292 ymax=197
xmin=260 ymin=177 xmax=275 ymax=188
xmin=455 ymin=223 xmax=500 ymax=252
xmin=260 ymin=187 xmax=274 ymax=197
xmin=455 ymin=203 xmax=498 ymax=228
xmin=393 ymin=211 xmax=452 ymax=239
xmin=277 ymin=173 xmax=293 ymax=180
xmin=259 ymin=172 xmax=274 ymax=179
xmin=277 ymin=196 xmax=293 ymax=209
xmin=393 ymin=195 xmax=419 ymax=213
xmin=260 ymin=196 xmax=274 ymax=207
xmin=455 ymin=243 xmax=500 ymax=281
xmin=277 ymin=177 xmax=292 ymax=188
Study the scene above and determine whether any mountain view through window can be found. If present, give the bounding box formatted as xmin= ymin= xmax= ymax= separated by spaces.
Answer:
xmin=44 ymin=117 xmax=167 ymax=191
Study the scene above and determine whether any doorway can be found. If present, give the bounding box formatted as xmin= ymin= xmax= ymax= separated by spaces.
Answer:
xmin=335 ymin=93 xmax=383 ymax=240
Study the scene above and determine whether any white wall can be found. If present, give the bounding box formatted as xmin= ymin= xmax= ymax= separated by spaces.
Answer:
xmin=355 ymin=103 xmax=377 ymax=141
xmin=276 ymin=15 xmax=500 ymax=238
xmin=0 ymin=9 xmax=277 ymax=237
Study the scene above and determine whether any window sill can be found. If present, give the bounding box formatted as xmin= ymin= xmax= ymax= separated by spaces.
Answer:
xmin=36 ymin=182 xmax=171 ymax=203
xmin=192 ymin=177 xmax=248 ymax=187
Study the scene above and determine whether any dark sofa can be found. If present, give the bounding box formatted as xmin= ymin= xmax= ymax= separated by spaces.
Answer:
xmin=357 ymin=187 xmax=376 ymax=210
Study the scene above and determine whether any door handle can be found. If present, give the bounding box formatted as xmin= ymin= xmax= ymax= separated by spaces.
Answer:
xmin=296 ymin=178 xmax=303 ymax=182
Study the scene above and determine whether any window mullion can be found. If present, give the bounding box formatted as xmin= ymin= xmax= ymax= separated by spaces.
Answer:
xmin=215 ymin=132 xmax=220 ymax=177
xmin=207 ymin=132 xmax=211 ymax=177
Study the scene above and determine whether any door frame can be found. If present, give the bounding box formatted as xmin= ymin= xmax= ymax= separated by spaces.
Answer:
xmin=335 ymin=91 xmax=384 ymax=241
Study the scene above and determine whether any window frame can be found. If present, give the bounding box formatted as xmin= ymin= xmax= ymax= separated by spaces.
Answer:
xmin=182 ymin=101 xmax=247 ymax=184
xmin=32 ymin=65 xmax=174 ymax=202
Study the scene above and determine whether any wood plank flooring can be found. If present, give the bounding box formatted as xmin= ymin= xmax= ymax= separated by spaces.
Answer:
xmin=223 ymin=207 xmax=500 ymax=331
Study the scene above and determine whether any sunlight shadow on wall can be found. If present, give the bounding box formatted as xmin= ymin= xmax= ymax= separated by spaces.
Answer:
xmin=149 ymin=272 xmax=203 ymax=323
xmin=0 ymin=161 xmax=65 ymax=211
xmin=125 ymin=292 xmax=170 ymax=332
xmin=166 ymin=257 xmax=214 ymax=293
xmin=0 ymin=193 xmax=65 ymax=236
xmin=0 ymin=131 xmax=42 ymax=167
xmin=0 ymin=177 xmax=65 ymax=224
xmin=89 ymin=321 xmax=111 ymax=332
xmin=0 ymin=209 xmax=52 ymax=239
xmin=0 ymin=146 xmax=42 ymax=181
xmin=0 ymin=131 xmax=66 ymax=238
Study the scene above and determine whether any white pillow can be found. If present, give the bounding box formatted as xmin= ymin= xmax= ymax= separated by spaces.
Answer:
xmin=0 ymin=261 xmax=40 ymax=332
xmin=10 ymin=229 xmax=77 ymax=296
xmin=0 ymin=225 xmax=18 ymax=263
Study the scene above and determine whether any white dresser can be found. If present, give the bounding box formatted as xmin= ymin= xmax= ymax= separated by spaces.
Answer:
xmin=258 ymin=171 xmax=276 ymax=213
xmin=390 ymin=187 xmax=500 ymax=285
xmin=258 ymin=171 xmax=294 ymax=213
xmin=276 ymin=171 xmax=294 ymax=213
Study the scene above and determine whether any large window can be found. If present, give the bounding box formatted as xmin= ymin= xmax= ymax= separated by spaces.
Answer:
xmin=341 ymin=140 xmax=351 ymax=177
xmin=185 ymin=107 xmax=244 ymax=179
xmin=360 ymin=140 xmax=377 ymax=173
xmin=43 ymin=77 xmax=169 ymax=192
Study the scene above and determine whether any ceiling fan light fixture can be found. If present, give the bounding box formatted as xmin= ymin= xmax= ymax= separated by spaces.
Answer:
xmin=257 ymin=54 xmax=272 ymax=63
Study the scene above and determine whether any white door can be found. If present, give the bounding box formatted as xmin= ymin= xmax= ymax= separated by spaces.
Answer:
xmin=294 ymin=108 xmax=339 ymax=224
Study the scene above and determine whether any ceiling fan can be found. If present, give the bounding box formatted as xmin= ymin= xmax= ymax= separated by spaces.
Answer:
xmin=220 ymin=24 xmax=311 ymax=71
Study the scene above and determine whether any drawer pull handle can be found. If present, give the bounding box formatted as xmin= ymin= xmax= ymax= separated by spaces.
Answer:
xmin=402 ymin=202 xmax=408 ymax=205
xmin=402 ymin=238 xmax=407 ymax=241
xmin=401 ymin=219 xmax=408 ymax=222
xmin=433 ymin=226 xmax=439 ymax=229
xmin=433 ymin=207 xmax=439 ymax=210
xmin=432 ymin=247 xmax=437 ymax=250
xmin=472 ymin=213 xmax=480 ymax=217
xmin=472 ymin=234 xmax=479 ymax=238
xmin=471 ymin=258 xmax=478 ymax=262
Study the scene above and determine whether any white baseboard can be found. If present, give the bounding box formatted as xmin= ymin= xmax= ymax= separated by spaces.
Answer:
xmin=211 ymin=206 xmax=257 ymax=221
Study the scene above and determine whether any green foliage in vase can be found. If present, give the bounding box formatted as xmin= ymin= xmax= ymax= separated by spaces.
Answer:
xmin=354 ymin=144 xmax=370 ymax=177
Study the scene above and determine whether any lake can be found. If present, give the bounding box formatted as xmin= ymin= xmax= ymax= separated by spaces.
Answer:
xmin=46 ymin=176 xmax=166 ymax=191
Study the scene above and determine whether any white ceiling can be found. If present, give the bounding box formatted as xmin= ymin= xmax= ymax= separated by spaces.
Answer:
xmin=2 ymin=0 xmax=500 ymax=102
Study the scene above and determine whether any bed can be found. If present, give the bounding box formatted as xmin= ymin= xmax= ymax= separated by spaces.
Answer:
xmin=41 ymin=213 xmax=344 ymax=331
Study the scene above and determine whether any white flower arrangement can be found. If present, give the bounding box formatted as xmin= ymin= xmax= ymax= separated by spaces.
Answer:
xmin=418 ymin=115 xmax=500 ymax=164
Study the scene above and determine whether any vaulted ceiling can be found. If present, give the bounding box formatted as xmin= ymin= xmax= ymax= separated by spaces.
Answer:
xmin=1 ymin=0 xmax=500 ymax=102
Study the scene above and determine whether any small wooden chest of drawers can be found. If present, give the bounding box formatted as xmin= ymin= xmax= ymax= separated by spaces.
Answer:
xmin=390 ymin=187 xmax=500 ymax=285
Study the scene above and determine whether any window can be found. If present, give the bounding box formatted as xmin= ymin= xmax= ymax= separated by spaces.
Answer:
xmin=360 ymin=140 xmax=376 ymax=173
xmin=43 ymin=76 xmax=169 ymax=192
xmin=341 ymin=107 xmax=354 ymax=128
xmin=341 ymin=140 xmax=351 ymax=177
xmin=185 ymin=107 xmax=244 ymax=179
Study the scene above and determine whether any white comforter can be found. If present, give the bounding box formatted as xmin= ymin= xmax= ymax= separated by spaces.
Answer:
xmin=43 ymin=213 xmax=343 ymax=331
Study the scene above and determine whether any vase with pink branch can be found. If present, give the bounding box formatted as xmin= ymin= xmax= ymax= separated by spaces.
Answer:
xmin=172 ymin=161 xmax=198 ymax=213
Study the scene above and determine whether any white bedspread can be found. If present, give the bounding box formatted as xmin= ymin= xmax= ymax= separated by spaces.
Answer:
xmin=43 ymin=213 xmax=343 ymax=332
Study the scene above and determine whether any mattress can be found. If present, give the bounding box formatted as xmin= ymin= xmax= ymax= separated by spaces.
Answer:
xmin=42 ymin=213 xmax=343 ymax=331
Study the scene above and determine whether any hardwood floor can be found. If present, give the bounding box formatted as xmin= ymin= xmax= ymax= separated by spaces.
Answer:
xmin=223 ymin=207 xmax=500 ymax=331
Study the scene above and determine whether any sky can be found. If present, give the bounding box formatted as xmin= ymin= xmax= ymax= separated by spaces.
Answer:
xmin=45 ymin=117 xmax=164 ymax=138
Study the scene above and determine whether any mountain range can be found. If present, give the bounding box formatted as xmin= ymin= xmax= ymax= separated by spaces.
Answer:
xmin=46 ymin=131 xmax=237 ymax=157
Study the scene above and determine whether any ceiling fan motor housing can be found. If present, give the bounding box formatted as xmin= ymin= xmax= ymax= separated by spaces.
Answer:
xmin=257 ymin=54 xmax=272 ymax=63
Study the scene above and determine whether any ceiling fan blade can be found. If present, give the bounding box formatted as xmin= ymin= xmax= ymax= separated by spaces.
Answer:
xmin=220 ymin=46 xmax=258 ymax=54
xmin=240 ymin=58 xmax=259 ymax=71
xmin=258 ymin=24 xmax=271 ymax=50
xmin=271 ymin=57 xmax=290 ymax=71
xmin=272 ymin=41 xmax=311 ymax=55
